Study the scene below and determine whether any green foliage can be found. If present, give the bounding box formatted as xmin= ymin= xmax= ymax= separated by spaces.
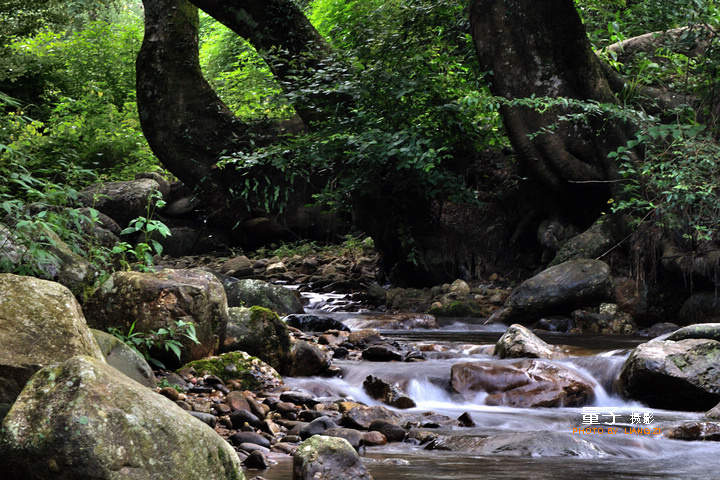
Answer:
xmin=1 ymin=16 xmax=160 ymax=177
xmin=199 ymin=14 xmax=292 ymax=121
xmin=108 ymin=319 xmax=200 ymax=369
xmin=610 ymin=117 xmax=720 ymax=243
xmin=112 ymin=190 xmax=171 ymax=271
xmin=250 ymin=234 xmax=375 ymax=259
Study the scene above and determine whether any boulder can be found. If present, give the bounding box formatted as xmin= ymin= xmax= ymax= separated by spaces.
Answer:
xmin=549 ymin=216 xmax=618 ymax=266
xmin=619 ymin=337 xmax=720 ymax=410
xmin=487 ymin=259 xmax=613 ymax=325
xmin=222 ymin=306 xmax=292 ymax=374
xmin=571 ymin=305 xmax=637 ymax=334
xmin=84 ymin=269 xmax=228 ymax=367
xmin=225 ymin=278 xmax=304 ymax=314
xmin=181 ymin=351 xmax=282 ymax=391
xmin=0 ymin=274 xmax=104 ymax=404
xmin=363 ymin=375 xmax=416 ymax=409
xmin=493 ymin=324 xmax=560 ymax=359
xmin=0 ymin=356 xmax=243 ymax=480
xmin=678 ymin=293 xmax=720 ymax=325
xmin=78 ymin=178 xmax=163 ymax=227
xmin=293 ymin=436 xmax=373 ymax=480
xmin=288 ymin=339 xmax=332 ymax=377
xmin=0 ymin=225 xmax=97 ymax=296
xmin=450 ymin=359 xmax=595 ymax=408
xmin=91 ymin=329 xmax=156 ymax=388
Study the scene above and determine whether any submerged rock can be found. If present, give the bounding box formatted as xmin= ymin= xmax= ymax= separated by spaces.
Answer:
xmin=293 ymin=435 xmax=373 ymax=480
xmin=363 ymin=375 xmax=416 ymax=409
xmin=0 ymin=356 xmax=243 ymax=480
xmin=426 ymin=431 xmax=605 ymax=457
xmin=0 ymin=274 xmax=104 ymax=404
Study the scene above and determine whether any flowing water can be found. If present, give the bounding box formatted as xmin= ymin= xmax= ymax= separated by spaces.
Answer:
xmin=260 ymin=295 xmax=720 ymax=479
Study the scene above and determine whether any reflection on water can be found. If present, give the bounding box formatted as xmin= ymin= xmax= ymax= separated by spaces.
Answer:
xmin=266 ymin=313 xmax=720 ymax=480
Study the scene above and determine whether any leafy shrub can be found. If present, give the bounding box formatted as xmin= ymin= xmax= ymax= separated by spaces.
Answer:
xmin=108 ymin=319 xmax=200 ymax=369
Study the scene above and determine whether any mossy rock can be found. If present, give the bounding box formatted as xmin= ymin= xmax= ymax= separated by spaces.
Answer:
xmin=180 ymin=351 xmax=282 ymax=391
xmin=222 ymin=306 xmax=292 ymax=374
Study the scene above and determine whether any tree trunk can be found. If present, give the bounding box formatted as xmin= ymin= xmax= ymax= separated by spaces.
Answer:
xmin=136 ymin=0 xmax=251 ymax=219
xmin=469 ymin=0 xmax=638 ymax=223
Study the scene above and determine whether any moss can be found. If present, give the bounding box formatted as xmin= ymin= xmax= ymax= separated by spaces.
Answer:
xmin=180 ymin=351 xmax=281 ymax=391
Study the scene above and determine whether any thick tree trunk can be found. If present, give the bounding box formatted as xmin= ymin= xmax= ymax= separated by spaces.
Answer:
xmin=136 ymin=0 xmax=251 ymax=218
xmin=470 ymin=0 xmax=638 ymax=222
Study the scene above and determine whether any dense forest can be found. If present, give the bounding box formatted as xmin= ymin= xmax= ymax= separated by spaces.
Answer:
xmin=2 ymin=0 xmax=720 ymax=307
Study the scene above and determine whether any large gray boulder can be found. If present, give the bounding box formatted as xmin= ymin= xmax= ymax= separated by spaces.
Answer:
xmin=494 ymin=324 xmax=561 ymax=359
xmin=78 ymin=178 xmax=163 ymax=227
xmin=84 ymin=269 xmax=228 ymax=367
xmin=222 ymin=306 xmax=292 ymax=375
xmin=0 ymin=274 xmax=104 ymax=403
xmin=427 ymin=431 xmax=605 ymax=457
xmin=619 ymin=336 xmax=720 ymax=411
xmin=450 ymin=359 xmax=595 ymax=408
xmin=293 ymin=435 xmax=373 ymax=480
xmin=487 ymin=259 xmax=614 ymax=325
xmin=225 ymin=278 xmax=304 ymax=314
xmin=91 ymin=329 xmax=156 ymax=388
xmin=0 ymin=225 xmax=97 ymax=296
xmin=0 ymin=356 xmax=243 ymax=480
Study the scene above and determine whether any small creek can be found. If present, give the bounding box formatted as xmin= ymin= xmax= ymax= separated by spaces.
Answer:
xmin=262 ymin=293 xmax=720 ymax=479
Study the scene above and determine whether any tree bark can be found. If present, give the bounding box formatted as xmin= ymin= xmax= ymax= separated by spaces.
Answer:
xmin=470 ymin=0 xmax=638 ymax=222
xmin=136 ymin=0 xmax=251 ymax=218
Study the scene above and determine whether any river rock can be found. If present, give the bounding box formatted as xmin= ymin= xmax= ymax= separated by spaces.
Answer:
xmin=369 ymin=420 xmax=407 ymax=442
xmin=678 ymin=293 xmax=720 ymax=325
xmin=362 ymin=344 xmax=404 ymax=362
xmin=487 ymin=259 xmax=613 ymax=325
xmin=667 ymin=421 xmax=720 ymax=441
xmin=293 ymin=435 xmax=373 ymax=480
xmin=0 ymin=356 xmax=243 ymax=480
xmin=666 ymin=323 xmax=720 ymax=342
xmin=0 ymin=274 xmax=105 ymax=404
xmin=493 ymin=324 xmax=560 ymax=359
xmin=91 ymin=328 xmax=156 ymax=387
xmin=343 ymin=312 xmax=438 ymax=330
xmin=363 ymin=375 xmax=416 ymax=409
xmin=619 ymin=338 xmax=720 ymax=410
xmin=323 ymin=427 xmax=365 ymax=450
xmin=299 ymin=416 xmax=340 ymax=439
xmin=549 ymin=215 xmax=618 ymax=266
xmin=225 ymin=278 xmax=304 ymax=314
xmin=222 ymin=306 xmax=292 ymax=374
xmin=288 ymin=339 xmax=331 ymax=376
xmin=426 ymin=431 xmax=605 ymax=457
xmin=181 ymin=351 xmax=282 ymax=391
xmin=450 ymin=359 xmax=595 ymax=408
xmin=79 ymin=177 xmax=163 ymax=227
xmin=341 ymin=405 xmax=400 ymax=430
xmin=84 ymin=269 xmax=228 ymax=367
xmin=285 ymin=314 xmax=351 ymax=332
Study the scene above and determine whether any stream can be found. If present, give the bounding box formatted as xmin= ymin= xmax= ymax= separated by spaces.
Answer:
xmin=262 ymin=294 xmax=720 ymax=479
